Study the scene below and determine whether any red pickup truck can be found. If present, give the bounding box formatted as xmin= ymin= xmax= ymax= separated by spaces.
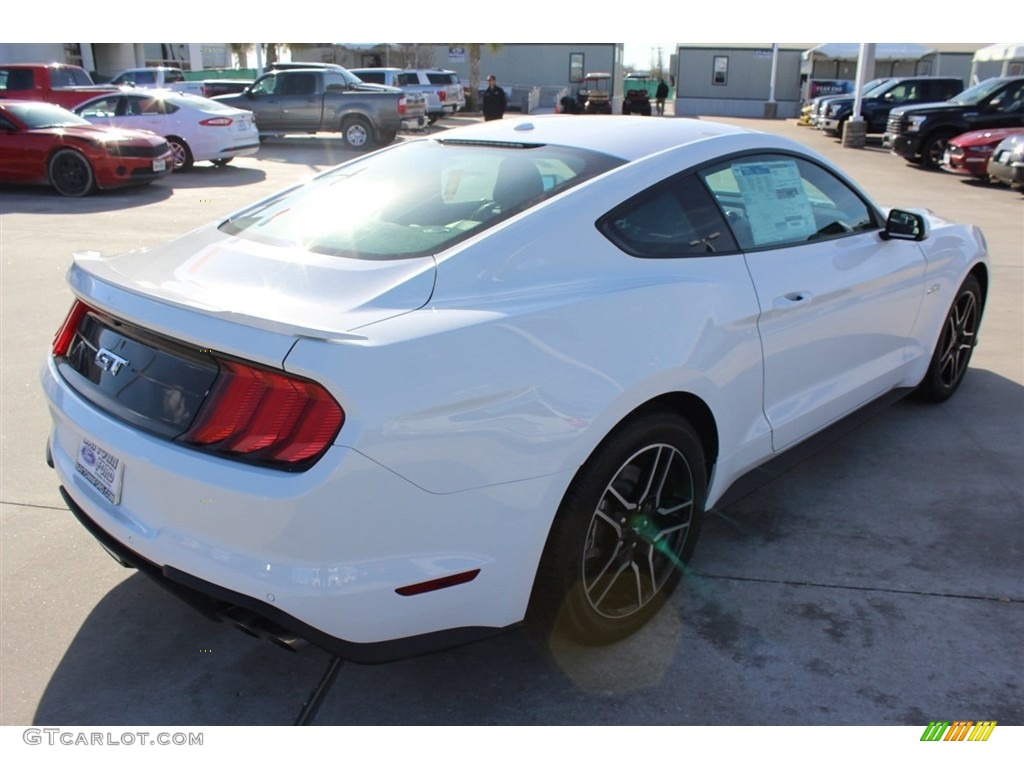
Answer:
xmin=0 ymin=63 xmax=118 ymax=110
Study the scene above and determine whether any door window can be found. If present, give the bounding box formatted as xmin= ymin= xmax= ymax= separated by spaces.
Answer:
xmin=699 ymin=154 xmax=878 ymax=250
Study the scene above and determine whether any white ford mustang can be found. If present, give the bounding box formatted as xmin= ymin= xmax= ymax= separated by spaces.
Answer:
xmin=42 ymin=116 xmax=988 ymax=662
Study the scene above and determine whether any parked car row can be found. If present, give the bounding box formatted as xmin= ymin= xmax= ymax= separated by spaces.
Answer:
xmin=801 ymin=75 xmax=1024 ymax=188
xmin=1 ymin=92 xmax=262 ymax=196
xmin=1 ymin=59 xmax=473 ymax=196
xmin=0 ymin=100 xmax=174 ymax=196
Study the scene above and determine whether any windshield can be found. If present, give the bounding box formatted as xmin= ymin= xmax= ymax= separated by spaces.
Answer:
xmin=951 ymin=78 xmax=1011 ymax=105
xmin=3 ymin=101 xmax=90 ymax=128
xmin=219 ymin=139 xmax=623 ymax=260
xmin=863 ymin=79 xmax=896 ymax=98
xmin=861 ymin=78 xmax=892 ymax=97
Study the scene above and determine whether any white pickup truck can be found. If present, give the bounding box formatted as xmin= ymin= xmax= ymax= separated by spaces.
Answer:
xmin=351 ymin=67 xmax=465 ymax=124
xmin=107 ymin=67 xmax=207 ymax=96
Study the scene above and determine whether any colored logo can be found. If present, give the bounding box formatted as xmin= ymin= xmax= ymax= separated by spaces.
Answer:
xmin=79 ymin=443 xmax=96 ymax=467
xmin=920 ymin=721 xmax=997 ymax=742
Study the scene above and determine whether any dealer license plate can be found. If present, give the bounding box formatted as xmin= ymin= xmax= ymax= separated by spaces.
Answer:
xmin=75 ymin=436 xmax=125 ymax=505
xmin=153 ymin=158 xmax=167 ymax=172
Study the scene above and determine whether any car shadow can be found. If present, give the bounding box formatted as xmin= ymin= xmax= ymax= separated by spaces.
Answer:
xmin=0 ymin=165 xmax=267 ymax=214
xmin=30 ymin=369 xmax=1024 ymax=726
xmin=161 ymin=164 xmax=267 ymax=189
xmin=0 ymin=181 xmax=174 ymax=214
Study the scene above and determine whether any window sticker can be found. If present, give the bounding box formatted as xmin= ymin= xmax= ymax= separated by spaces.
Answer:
xmin=731 ymin=160 xmax=817 ymax=246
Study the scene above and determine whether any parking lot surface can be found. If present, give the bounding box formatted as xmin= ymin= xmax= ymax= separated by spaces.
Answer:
xmin=1 ymin=115 xmax=1021 ymax=727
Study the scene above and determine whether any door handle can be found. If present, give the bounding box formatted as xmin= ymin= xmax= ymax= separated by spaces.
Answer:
xmin=773 ymin=291 xmax=812 ymax=310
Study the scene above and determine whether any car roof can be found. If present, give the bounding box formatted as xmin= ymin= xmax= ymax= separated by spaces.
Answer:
xmin=432 ymin=114 xmax=757 ymax=161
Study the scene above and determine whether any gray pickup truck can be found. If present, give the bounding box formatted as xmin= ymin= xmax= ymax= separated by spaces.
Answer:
xmin=214 ymin=67 xmax=406 ymax=150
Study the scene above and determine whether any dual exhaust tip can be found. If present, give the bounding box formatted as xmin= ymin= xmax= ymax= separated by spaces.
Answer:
xmin=221 ymin=606 xmax=307 ymax=653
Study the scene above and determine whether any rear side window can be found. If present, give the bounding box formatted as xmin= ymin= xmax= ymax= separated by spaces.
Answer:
xmin=600 ymin=175 xmax=739 ymax=257
xmin=0 ymin=68 xmax=36 ymax=91
xmin=427 ymin=72 xmax=458 ymax=86
xmin=356 ymin=71 xmax=385 ymax=84
xmin=930 ymin=80 xmax=963 ymax=100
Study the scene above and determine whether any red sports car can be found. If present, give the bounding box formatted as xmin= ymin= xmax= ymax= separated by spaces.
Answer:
xmin=0 ymin=100 xmax=173 ymax=196
xmin=941 ymin=127 xmax=1024 ymax=180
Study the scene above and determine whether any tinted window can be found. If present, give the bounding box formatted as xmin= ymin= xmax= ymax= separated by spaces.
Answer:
xmin=50 ymin=67 xmax=91 ymax=87
xmin=601 ymin=175 xmax=739 ymax=257
xmin=0 ymin=68 xmax=36 ymax=91
xmin=281 ymin=72 xmax=317 ymax=95
xmin=700 ymin=154 xmax=878 ymax=250
xmin=426 ymin=72 xmax=458 ymax=85
xmin=354 ymin=71 xmax=385 ymax=84
xmin=220 ymin=141 xmax=623 ymax=260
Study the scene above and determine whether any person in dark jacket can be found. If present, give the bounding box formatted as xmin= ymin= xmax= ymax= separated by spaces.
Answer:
xmin=482 ymin=74 xmax=507 ymax=121
xmin=655 ymin=79 xmax=670 ymax=116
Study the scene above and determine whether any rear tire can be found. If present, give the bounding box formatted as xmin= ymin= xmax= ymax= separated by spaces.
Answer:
xmin=341 ymin=116 xmax=373 ymax=150
xmin=529 ymin=411 xmax=705 ymax=645
xmin=914 ymin=274 xmax=982 ymax=402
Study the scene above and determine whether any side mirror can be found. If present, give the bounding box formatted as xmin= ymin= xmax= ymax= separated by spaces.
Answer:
xmin=882 ymin=209 xmax=930 ymax=241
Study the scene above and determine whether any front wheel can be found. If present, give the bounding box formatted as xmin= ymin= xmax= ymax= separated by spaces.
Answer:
xmin=914 ymin=274 xmax=982 ymax=402
xmin=529 ymin=411 xmax=706 ymax=645
xmin=48 ymin=149 xmax=95 ymax=197
xmin=167 ymin=136 xmax=194 ymax=171
xmin=341 ymin=116 xmax=373 ymax=150
xmin=921 ymin=131 xmax=955 ymax=169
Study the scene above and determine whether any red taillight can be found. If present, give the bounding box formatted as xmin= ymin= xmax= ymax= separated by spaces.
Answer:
xmin=437 ymin=89 xmax=446 ymax=102
xmin=53 ymin=300 xmax=91 ymax=356
xmin=398 ymin=95 xmax=407 ymax=116
xmin=183 ymin=359 xmax=344 ymax=466
xmin=199 ymin=116 xmax=233 ymax=127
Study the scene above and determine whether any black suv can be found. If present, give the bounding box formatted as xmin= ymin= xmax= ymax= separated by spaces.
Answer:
xmin=818 ymin=76 xmax=963 ymax=137
xmin=884 ymin=76 xmax=1024 ymax=168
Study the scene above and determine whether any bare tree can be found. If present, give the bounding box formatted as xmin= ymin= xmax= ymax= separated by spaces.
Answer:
xmin=394 ymin=44 xmax=436 ymax=69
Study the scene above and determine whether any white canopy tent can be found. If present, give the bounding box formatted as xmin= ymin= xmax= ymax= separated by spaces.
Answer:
xmin=970 ymin=43 xmax=1024 ymax=80
xmin=803 ymin=43 xmax=935 ymax=63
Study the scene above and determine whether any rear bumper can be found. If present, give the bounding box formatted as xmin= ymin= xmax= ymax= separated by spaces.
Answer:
xmin=401 ymin=115 xmax=428 ymax=131
xmin=56 ymin=483 xmax=508 ymax=663
xmin=41 ymin=353 xmax=555 ymax=661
